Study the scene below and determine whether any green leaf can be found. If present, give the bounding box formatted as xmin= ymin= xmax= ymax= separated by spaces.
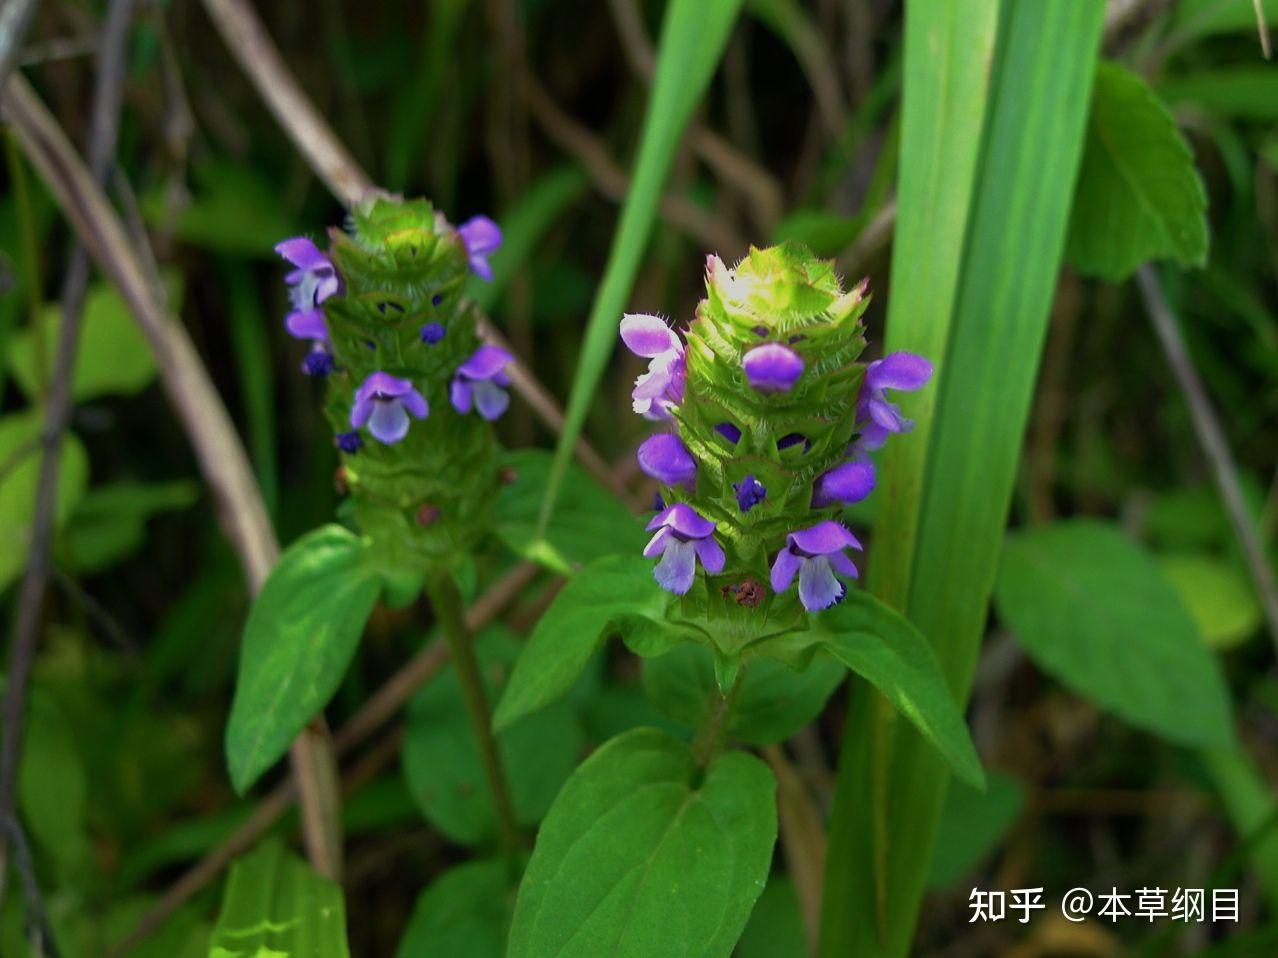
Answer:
xmin=815 ymin=593 xmax=984 ymax=790
xmin=396 ymin=859 xmax=513 ymax=958
xmin=152 ymin=161 xmax=298 ymax=256
xmin=209 ymin=840 xmax=350 ymax=958
xmin=642 ymin=643 xmax=844 ymax=746
xmin=225 ymin=524 xmax=382 ymax=793
xmin=927 ymin=771 xmax=1026 ymax=888
xmin=508 ymin=728 xmax=776 ymax=958
xmin=403 ymin=628 xmax=584 ymax=845
xmin=494 ymin=448 xmax=646 ymax=574
xmin=494 ymin=554 xmax=689 ymax=731
xmin=1160 ymin=552 xmax=1263 ymax=650
xmin=1168 ymin=0 xmax=1278 ymax=45
xmin=1159 ymin=68 xmax=1278 ymax=121
xmin=0 ymin=411 xmax=88 ymax=593
xmin=539 ymin=0 xmax=744 ymax=536
xmin=1066 ymin=61 xmax=1208 ymax=281
xmin=736 ymin=875 xmax=806 ymax=958
xmin=18 ymin=692 xmax=89 ymax=875
xmin=63 ymin=479 xmax=199 ymax=573
xmin=995 ymin=520 xmax=1235 ymax=749
xmin=770 ymin=209 xmax=866 ymax=256
xmin=9 ymin=283 xmax=163 ymax=401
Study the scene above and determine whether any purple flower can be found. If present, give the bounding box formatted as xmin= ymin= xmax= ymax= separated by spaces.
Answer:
xmin=450 ymin=344 xmax=514 ymax=420
xmin=620 ymin=313 xmax=686 ymax=421
xmin=743 ymin=343 xmax=804 ymax=393
xmin=350 ymin=371 xmax=429 ymax=444
xmin=637 ymin=433 xmax=696 ymax=488
xmin=420 ymin=322 xmax=446 ymax=345
xmin=715 ymin=422 xmax=741 ymax=444
xmin=644 ymin=503 xmax=725 ymax=595
xmin=277 ymin=237 xmax=340 ymax=314
xmin=301 ymin=345 xmax=335 ymax=377
xmin=336 ymin=430 xmax=363 ymax=454
xmin=812 ymin=459 xmax=876 ymax=508
xmin=770 ymin=521 xmax=863 ymax=611
xmin=734 ymin=475 xmax=767 ymax=513
xmin=856 ymin=352 xmax=933 ymax=451
xmin=458 ymin=215 xmax=502 ymax=281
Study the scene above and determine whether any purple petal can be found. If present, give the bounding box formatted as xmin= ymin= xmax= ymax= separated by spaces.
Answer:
xmin=620 ymin=314 xmax=680 ymax=359
xmin=653 ymin=539 xmax=696 ymax=595
xmin=357 ymin=371 xmax=415 ymax=402
xmin=458 ymin=344 xmax=514 ymax=382
xmin=472 ymin=380 xmax=510 ymax=420
xmin=777 ymin=433 xmax=808 ymax=452
xmin=275 ymin=237 xmax=327 ymax=271
xmin=286 ymin=308 xmax=328 ymax=341
xmin=789 ymin=521 xmax=862 ymax=557
xmin=459 ymin=215 xmax=502 ymax=256
xmin=469 ymin=254 xmax=494 ymax=282
xmin=420 ymin=322 xmax=446 ymax=344
xmin=350 ymin=394 xmax=374 ymax=429
xmin=637 ymin=434 xmax=696 ymax=487
xmin=647 ymin=502 xmax=715 ymax=540
xmin=450 ymin=378 xmax=474 ymax=414
xmin=643 ymin=527 xmax=673 ymax=558
xmin=867 ymin=352 xmax=933 ymax=392
xmin=828 ymin=550 xmax=860 ymax=578
xmin=369 ymin=400 xmax=411 ymax=444
xmin=715 ymin=422 xmax=741 ymax=444
xmin=336 ymin=430 xmax=363 ymax=454
xmin=856 ymin=422 xmax=890 ymax=452
xmin=770 ymin=547 xmax=802 ymax=594
xmin=401 ymin=387 xmax=430 ymax=420
xmin=813 ymin=460 xmax=877 ymax=508
xmin=869 ymin=397 xmax=907 ymax=433
xmin=694 ymin=537 xmax=725 ymax=574
xmin=743 ymin=343 xmax=804 ymax=393
xmin=798 ymin=556 xmax=844 ymax=611
xmin=734 ymin=475 xmax=767 ymax=512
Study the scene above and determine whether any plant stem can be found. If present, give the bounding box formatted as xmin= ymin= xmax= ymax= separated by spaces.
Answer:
xmin=692 ymin=681 xmax=740 ymax=768
xmin=4 ymin=129 xmax=44 ymax=404
xmin=424 ymin=568 xmax=521 ymax=857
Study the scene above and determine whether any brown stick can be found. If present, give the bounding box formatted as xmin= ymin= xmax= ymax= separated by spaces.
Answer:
xmin=0 ymin=74 xmax=345 ymax=880
xmin=763 ymin=745 xmax=827 ymax=956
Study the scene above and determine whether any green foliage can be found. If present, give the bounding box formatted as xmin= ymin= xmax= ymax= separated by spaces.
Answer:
xmin=1159 ymin=68 xmax=1278 ymax=121
xmin=996 ymin=520 xmax=1235 ymax=749
xmin=735 ymin=875 xmax=806 ymax=958
xmin=63 ymin=479 xmax=198 ymax=573
xmin=494 ymin=448 xmax=645 ymax=574
xmin=396 ymin=859 xmax=513 ymax=958
xmin=507 ymin=728 xmax=776 ymax=958
xmin=1067 ymin=62 xmax=1208 ymax=281
xmin=642 ymin=642 xmax=844 ymax=746
xmin=403 ymin=628 xmax=583 ymax=845
xmin=1160 ymin=552 xmax=1262 ymax=649
xmin=225 ymin=524 xmax=382 ymax=793
xmin=209 ymin=840 xmax=350 ymax=957
xmin=539 ymin=0 xmax=745 ymax=534
xmin=153 ymin=160 xmax=298 ymax=256
xmin=19 ymin=691 xmax=90 ymax=877
xmin=1167 ymin=0 xmax=1278 ymax=44
xmin=927 ymin=771 xmax=1026 ymax=888
xmin=0 ymin=410 xmax=88 ymax=592
xmin=494 ymin=554 xmax=691 ymax=731
xmin=814 ymin=592 xmax=984 ymax=789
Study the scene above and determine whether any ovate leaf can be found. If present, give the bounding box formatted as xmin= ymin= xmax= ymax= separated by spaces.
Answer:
xmin=508 ymin=728 xmax=776 ymax=958
xmin=225 ymin=524 xmax=382 ymax=793
xmin=995 ymin=520 xmax=1235 ymax=749
xmin=815 ymin=591 xmax=985 ymax=789
xmin=494 ymin=554 xmax=692 ymax=731
xmin=396 ymin=859 xmax=513 ymax=958
xmin=1067 ymin=61 xmax=1208 ymax=281
xmin=209 ymin=840 xmax=349 ymax=957
xmin=1160 ymin=552 xmax=1262 ymax=650
xmin=403 ymin=629 xmax=583 ymax=845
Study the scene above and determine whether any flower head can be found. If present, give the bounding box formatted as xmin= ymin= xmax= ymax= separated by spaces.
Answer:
xmin=277 ymin=237 xmax=341 ymax=313
xmin=812 ymin=459 xmax=876 ymax=509
xmin=458 ymin=215 xmax=502 ymax=281
xmin=637 ymin=433 xmax=696 ymax=488
xmin=620 ymin=313 xmax=686 ymax=421
xmin=734 ymin=475 xmax=767 ymax=513
xmin=770 ymin=521 xmax=863 ymax=611
xmin=450 ymin=344 xmax=514 ymax=420
xmin=644 ymin=503 xmax=725 ymax=595
xmin=351 ymin=371 xmax=429 ymax=444
xmin=743 ymin=343 xmax=804 ymax=393
xmin=336 ymin=430 xmax=363 ymax=454
xmin=420 ymin=322 xmax=446 ymax=344
xmin=856 ymin=352 xmax=933 ymax=451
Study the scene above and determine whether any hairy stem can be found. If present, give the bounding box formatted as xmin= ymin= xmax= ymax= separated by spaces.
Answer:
xmin=424 ymin=568 xmax=521 ymax=857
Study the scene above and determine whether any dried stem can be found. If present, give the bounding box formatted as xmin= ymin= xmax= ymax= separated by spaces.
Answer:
xmin=762 ymin=745 xmax=827 ymax=956
xmin=0 ymin=0 xmax=39 ymax=88
xmin=1136 ymin=266 xmax=1278 ymax=654
xmin=0 ymin=0 xmax=135 ymax=911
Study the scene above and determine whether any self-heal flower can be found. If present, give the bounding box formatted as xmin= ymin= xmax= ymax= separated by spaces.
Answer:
xmin=420 ymin=322 xmax=445 ymax=344
xmin=771 ymin=521 xmax=863 ymax=611
xmin=812 ymin=459 xmax=876 ymax=508
xmin=856 ymin=352 xmax=933 ymax=451
xmin=734 ymin=475 xmax=767 ymax=512
xmin=336 ymin=430 xmax=363 ymax=454
xmin=277 ymin=237 xmax=340 ymax=313
xmin=743 ymin=343 xmax=804 ymax=393
xmin=351 ymin=371 xmax=429 ymax=445
xmin=458 ymin=215 xmax=502 ymax=281
xmin=620 ymin=313 xmax=686 ymax=421
xmin=637 ymin=433 xmax=696 ymax=488
xmin=644 ymin=503 xmax=725 ymax=595
xmin=302 ymin=345 xmax=335 ymax=377
xmin=450 ymin=344 xmax=514 ymax=420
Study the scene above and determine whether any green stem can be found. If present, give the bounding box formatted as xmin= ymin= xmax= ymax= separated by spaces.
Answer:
xmin=424 ymin=568 xmax=521 ymax=856
xmin=692 ymin=680 xmax=740 ymax=768
xmin=4 ymin=130 xmax=45 ymax=405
